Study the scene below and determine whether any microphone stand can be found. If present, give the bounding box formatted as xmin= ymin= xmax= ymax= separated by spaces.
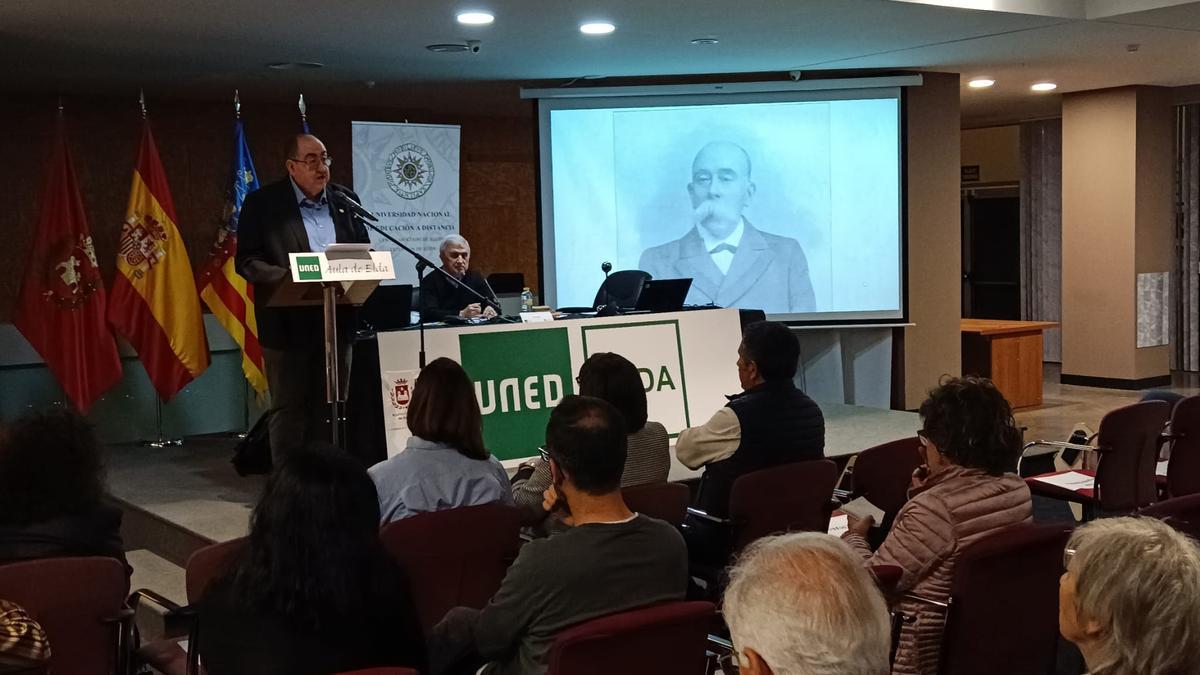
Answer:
xmin=332 ymin=191 xmax=500 ymax=369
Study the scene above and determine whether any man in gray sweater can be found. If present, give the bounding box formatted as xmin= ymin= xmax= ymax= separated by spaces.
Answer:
xmin=431 ymin=395 xmax=688 ymax=675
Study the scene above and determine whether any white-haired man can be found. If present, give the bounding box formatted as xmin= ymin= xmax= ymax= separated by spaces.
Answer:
xmin=723 ymin=532 xmax=891 ymax=675
xmin=419 ymin=234 xmax=499 ymax=322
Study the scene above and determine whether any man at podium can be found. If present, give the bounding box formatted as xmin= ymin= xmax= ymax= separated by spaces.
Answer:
xmin=236 ymin=133 xmax=370 ymax=464
xmin=420 ymin=234 xmax=499 ymax=322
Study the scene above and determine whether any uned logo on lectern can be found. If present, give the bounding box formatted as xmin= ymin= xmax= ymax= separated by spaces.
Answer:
xmin=296 ymin=255 xmax=323 ymax=281
xmin=459 ymin=327 xmax=574 ymax=461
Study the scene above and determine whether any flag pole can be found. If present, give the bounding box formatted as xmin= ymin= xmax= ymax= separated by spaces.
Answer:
xmin=298 ymin=93 xmax=310 ymax=133
xmin=135 ymin=89 xmax=183 ymax=449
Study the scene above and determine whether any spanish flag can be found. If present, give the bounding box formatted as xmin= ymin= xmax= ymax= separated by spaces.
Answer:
xmin=108 ymin=122 xmax=209 ymax=400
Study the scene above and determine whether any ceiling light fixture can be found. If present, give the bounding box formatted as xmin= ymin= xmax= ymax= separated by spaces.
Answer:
xmin=426 ymin=43 xmax=472 ymax=53
xmin=691 ymin=37 xmax=719 ymax=45
xmin=1031 ymin=82 xmax=1057 ymax=92
xmin=267 ymin=62 xmax=324 ymax=70
xmin=580 ymin=22 xmax=616 ymax=35
xmin=457 ymin=11 xmax=494 ymax=25
xmin=967 ymin=78 xmax=995 ymax=89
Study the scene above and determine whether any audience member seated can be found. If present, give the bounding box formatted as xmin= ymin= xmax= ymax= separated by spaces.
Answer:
xmin=512 ymin=352 xmax=670 ymax=532
xmin=199 ymin=445 xmax=426 ymax=675
xmin=431 ymin=396 xmax=688 ymax=675
xmin=1060 ymin=517 xmax=1200 ymax=675
xmin=723 ymin=533 xmax=890 ymax=675
xmin=676 ymin=320 xmax=824 ymax=560
xmin=842 ymin=376 xmax=1031 ymax=675
xmin=0 ymin=599 xmax=50 ymax=673
xmin=369 ymin=357 xmax=512 ymax=524
xmin=0 ymin=409 xmax=129 ymax=578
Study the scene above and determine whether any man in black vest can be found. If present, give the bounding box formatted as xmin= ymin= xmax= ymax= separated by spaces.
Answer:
xmin=676 ymin=320 xmax=825 ymax=561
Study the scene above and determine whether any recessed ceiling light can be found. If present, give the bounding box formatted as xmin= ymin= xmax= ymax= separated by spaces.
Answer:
xmin=691 ymin=37 xmax=719 ymax=45
xmin=1031 ymin=82 xmax=1058 ymax=92
xmin=426 ymin=43 xmax=472 ymax=53
xmin=580 ymin=21 xmax=616 ymax=35
xmin=967 ymin=78 xmax=995 ymax=89
xmin=457 ymin=11 xmax=494 ymax=25
xmin=267 ymin=62 xmax=324 ymax=70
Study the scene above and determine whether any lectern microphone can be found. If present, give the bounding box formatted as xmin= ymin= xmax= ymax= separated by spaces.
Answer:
xmin=330 ymin=189 xmax=379 ymax=223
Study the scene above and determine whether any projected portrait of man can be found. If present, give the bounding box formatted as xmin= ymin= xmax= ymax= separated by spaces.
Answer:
xmin=638 ymin=141 xmax=816 ymax=313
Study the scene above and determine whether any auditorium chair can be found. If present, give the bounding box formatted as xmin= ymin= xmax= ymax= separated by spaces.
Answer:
xmin=1025 ymin=400 xmax=1169 ymax=520
xmin=1139 ymin=493 xmax=1200 ymax=540
xmin=841 ymin=436 xmax=922 ymax=546
xmin=1161 ymin=395 xmax=1200 ymax=498
xmin=686 ymin=459 xmax=839 ymax=596
xmin=893 ymin=524 xmax=1071 ymax=675
xmin=379 ymin=503 xmax=521 ymax=632
xmin=0 ymin=556 xmax=132 ymax=675
xmin=544 ymin=601 xmax=716 ymax=675
xmin=622 ymin=481 xmax=691 ymax=527
xmin=132 ymin=536 xmax=248 ymax=675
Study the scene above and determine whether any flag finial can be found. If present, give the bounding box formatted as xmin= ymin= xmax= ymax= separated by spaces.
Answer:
xmin=138 ymin=89 xmax=147 ymax=119
xmin=56 ymin=96 xmax=63 ymax=116
xmin=234 ymin=89 xmax=241 ymax=119
xmin=298 ymin=93 xmax=309 ymax=133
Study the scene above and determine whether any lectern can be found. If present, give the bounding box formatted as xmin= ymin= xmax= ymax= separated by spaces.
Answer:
xmin=268 ymin=245 xmax=396 ymax=446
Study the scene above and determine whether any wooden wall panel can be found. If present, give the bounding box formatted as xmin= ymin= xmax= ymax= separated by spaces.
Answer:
xmin=0 ymin=94 xmax=537 ymax=322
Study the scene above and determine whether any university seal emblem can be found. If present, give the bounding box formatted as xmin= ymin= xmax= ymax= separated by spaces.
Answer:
xmin=385 ymin=143 xmax=435 ymax=200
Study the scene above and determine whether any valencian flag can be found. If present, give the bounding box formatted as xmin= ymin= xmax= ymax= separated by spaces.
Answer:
xmin=13 ymin=114 xmax=122 ymax=412
xmin=108 ymin=121 xmax=210 ymax=399
xmin=196 ymin=115 xmax=267 ymax=394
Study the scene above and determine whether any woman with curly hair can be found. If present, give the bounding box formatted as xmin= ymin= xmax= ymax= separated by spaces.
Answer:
xmin=0 ymin=408 xmax=128 ymax=577
xmin=842 ymin=376 xmax=1032 ymax=675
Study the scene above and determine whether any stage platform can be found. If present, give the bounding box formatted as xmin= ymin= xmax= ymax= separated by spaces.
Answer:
xmin=106 ymin=402 xmax=920 ymax=567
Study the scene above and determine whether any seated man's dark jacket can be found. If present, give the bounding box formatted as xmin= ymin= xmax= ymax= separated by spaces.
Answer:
xmin=420 ymin=269 xmax=497 ymax=322
xmin=235 ymin=178 xmax=370 ymax=351
xmin=694 ymin=380 xmax=826 ymax=517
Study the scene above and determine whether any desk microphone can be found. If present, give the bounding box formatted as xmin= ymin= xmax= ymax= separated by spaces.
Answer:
xmin=330 ymin=189 xmax=379 ymax=222
xmin=599 ymin=261 xmax=614 ymax=311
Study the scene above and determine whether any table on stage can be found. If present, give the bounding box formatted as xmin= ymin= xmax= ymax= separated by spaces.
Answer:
xmin=371 ymin=308 xmax=920 ymax=477
xmin=961 ymin=318 xmax=1059 ymax=409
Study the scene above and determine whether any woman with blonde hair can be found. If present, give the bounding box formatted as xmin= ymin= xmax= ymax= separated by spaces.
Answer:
xmin=1060 ymin=516 xmax=1200 ymax=675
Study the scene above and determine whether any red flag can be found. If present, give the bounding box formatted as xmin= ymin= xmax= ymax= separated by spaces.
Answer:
xmin=107 ymin=122 xmax=210 ymax=400
xmin=13 ymin=117 xmax=123 ymax=412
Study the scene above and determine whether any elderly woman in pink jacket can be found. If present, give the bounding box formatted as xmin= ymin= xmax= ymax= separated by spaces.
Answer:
xmin=843 ymin=376 xmax=1032 ymax=675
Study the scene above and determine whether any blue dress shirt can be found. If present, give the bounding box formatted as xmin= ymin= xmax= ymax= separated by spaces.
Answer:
xmin=368 ymin=436 xmax=514 ymax=524
xmin=290 ymin=179 xmax=336 ymax=252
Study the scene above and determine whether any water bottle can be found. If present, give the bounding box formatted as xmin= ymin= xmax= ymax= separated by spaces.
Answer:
xmin=520 ymin=287 xmax=533 ymax=312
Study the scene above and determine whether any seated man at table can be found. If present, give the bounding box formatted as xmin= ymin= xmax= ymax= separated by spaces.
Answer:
xmin=420 ymin=234 xmax=499 ymax=322
xmin=430 ymin=395 xmax=688 ymax=675
xmin=676 ymin=320 xmax=825 ymax=560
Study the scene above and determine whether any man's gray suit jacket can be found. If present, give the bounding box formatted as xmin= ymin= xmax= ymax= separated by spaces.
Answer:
xmin=637 ymin=221 xmax=816 ymax=313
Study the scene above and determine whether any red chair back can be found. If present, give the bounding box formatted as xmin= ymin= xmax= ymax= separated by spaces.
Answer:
xmin=1095 ymin=400 xmax=1170 ymax=511
xmin=869 ymin=564 xmax=904 ymax=597
xmin=0 ymin=557 xmax=127 ymax=675
xmin=622 ymin=482 xmax=690 ymax=527
xmin=379 ymin=504 xmax=521 ymax=632
xmin=185 ymin=537 xmax=248 ymax=603
xmin=545 ymin=601 xmax=715 ymax=675
xmin=729 ymin=459 xmax=839 ymax=552
xmin=1139 ymin=494 xmax=1200 ymax=541
xmin=939 ymin=524 xmax=1072 ymax=675
xmin=851 ymin=437 xmax=922 ymax=524
xmin=1167 ymin=396 xmax=1200 ymax=497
